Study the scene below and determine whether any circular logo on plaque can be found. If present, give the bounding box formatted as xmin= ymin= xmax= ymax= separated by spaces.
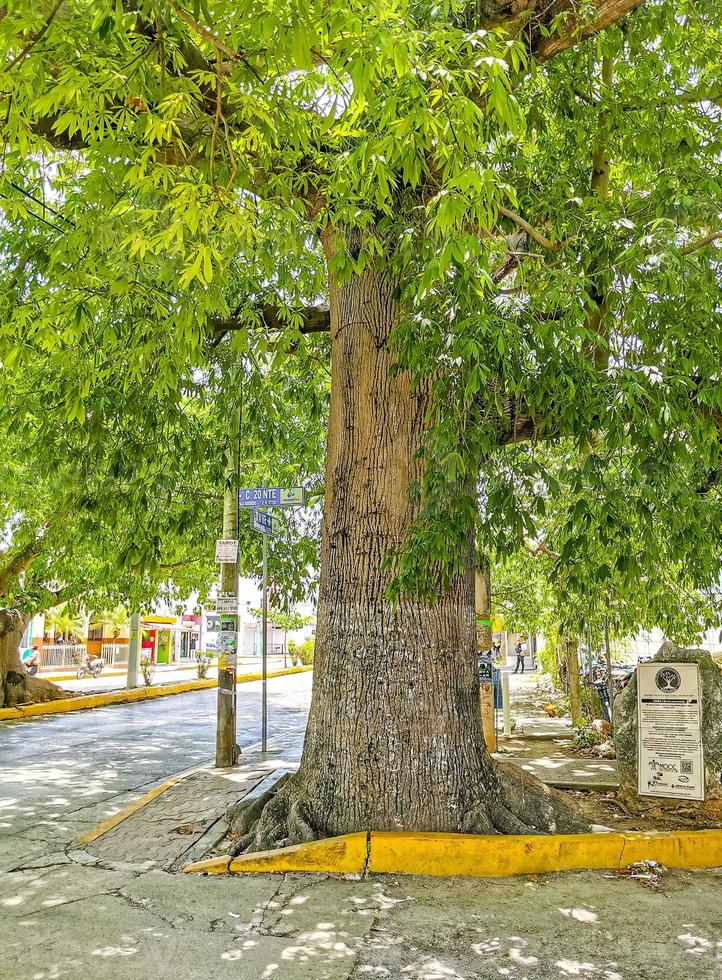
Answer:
xmin=655 ymin=667 xmax=681 ymax=693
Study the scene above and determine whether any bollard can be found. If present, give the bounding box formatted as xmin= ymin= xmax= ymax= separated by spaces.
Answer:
xmin=502 ymin=670 xmax=511 ymax=736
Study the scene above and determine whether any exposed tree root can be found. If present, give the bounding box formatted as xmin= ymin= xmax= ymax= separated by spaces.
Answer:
xmin=1 ymin=608 xmax=72 ymax=708
xmin=489 ymin=760 xmax=591 ymax=835
xmin=226 ymin=757 xmax=590 ymax=856
xmin=2 ymin=670 xmax=72 ymax=708
xmin=227 ymin=773 xmax=319 ymax=855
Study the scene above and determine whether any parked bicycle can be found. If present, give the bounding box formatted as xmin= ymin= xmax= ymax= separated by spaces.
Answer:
xmin=74 ymin=652 xmax=104 ymax=680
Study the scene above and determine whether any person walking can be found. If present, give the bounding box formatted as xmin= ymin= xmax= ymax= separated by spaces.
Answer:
xmin=513 ymin=637 xmax=526 ymax=674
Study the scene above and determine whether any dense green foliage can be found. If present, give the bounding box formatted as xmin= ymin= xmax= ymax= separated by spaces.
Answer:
xmin=0 ymin=0 xmax=720 ymax=632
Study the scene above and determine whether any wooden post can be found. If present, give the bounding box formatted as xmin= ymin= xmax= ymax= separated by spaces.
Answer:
xmin=480 ymin=683 xmax=496 ymax=752
xmin=215 ymin=410 xmax=240 ymax=769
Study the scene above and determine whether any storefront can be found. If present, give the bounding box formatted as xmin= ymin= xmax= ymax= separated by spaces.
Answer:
xmin=141 ymin=616 xmax=177 ymax=664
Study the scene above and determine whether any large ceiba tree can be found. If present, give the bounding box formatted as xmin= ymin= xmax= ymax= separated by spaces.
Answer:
xmin=1 ymin=0 xmax=720 ymax=843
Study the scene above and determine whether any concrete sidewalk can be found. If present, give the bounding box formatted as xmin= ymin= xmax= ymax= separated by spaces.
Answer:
xmin=494 ymin=673 xmax=620 ymax=791
xmin=79 ymin=729 xmax=306 ymax=872
xmin=42 ymin=655 xmax=291 ymax=692
xmin=3 ymin=727 xmax=719 ymax=979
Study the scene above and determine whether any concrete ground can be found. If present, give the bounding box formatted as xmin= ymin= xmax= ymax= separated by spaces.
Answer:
xmin=3 ymin=861 xmax=721 ymax=978
xmin=2 ymin=671 xmax=721 ymax=979
xmin=0 ymin=671 xmax=314 ymax=872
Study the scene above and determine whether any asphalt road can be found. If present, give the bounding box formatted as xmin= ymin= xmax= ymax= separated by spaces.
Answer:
xmin=0 ymin=671 xmax=313 ymax=863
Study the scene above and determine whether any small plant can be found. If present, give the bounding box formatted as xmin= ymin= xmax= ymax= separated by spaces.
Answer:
xmin=195 ymin=651 xmax=211 ymax=678
xmin=140 ymin=655 xmax=155 ymax=686
xmin=297 ymin=639 xmax=315 ymax=666
xmin=287 ymin=640 xmax=301 ymax=667
xmin=571 ymin=719 xmax=602 ymax=750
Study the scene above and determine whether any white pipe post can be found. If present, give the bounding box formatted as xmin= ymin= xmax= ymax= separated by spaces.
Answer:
xmin=127 ymin=612 xmax=141 ymax=689
xmin=502 ymin=670 xmax=511 ymax=736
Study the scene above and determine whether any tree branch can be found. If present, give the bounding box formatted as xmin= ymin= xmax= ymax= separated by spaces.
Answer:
xmin=531 ymin=0 xmax=645 ymax=63
xmin=0 ymin=541 xmax=40 ymax=597
xmin=212 ymin=304 xmax=331 ymax=338
xmin=680 ymin=230 xmax=722 ymax=255
xmin=7 ymin=0 xmax=63 ymax=71
xmin=497 ymin=206 xmax=563 ymax=252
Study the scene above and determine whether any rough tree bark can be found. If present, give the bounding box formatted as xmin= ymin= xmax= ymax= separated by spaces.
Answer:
xmin=228 ymin=238 xmax=588 ymax=851
xmin=0 ymin=608 xmax=70 ymax=708
xmin=564 ymin=637 xmax=583 ymax=724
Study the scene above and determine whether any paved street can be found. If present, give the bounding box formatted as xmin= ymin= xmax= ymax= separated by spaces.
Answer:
xmin=0 ymin=670 xmax=313 ymax=870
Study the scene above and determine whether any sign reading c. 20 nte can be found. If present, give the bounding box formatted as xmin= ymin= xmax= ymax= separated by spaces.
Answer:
xmin=238 ymin=486 xmax=305 ymax=508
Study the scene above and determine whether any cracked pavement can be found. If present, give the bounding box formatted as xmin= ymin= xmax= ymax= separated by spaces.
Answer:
xmin=3 ymin=671 xmax=722 ymax=978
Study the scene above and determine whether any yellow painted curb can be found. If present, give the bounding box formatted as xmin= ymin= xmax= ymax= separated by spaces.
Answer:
xmin=183 ymin=855 xmax=232 ymax=875
xmin=184 ymin=833 xmax=369 ymax=876
xmin=75 ymin=763 xmax=208 ymax=846
xmin=368 ymin=830 xmax=722 ymax=877
xmin=184 ymin=828 xmax=722 ymax=878
xmin=0 ymin=666 xmax=313 ymax=722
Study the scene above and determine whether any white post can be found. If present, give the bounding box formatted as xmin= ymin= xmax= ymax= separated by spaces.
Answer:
xmin=502 ymin=670 xmax=511 ymax=736
xmin=199 ymin=608 xmax=206 ymax=654
xmin=127 ymin=612 xmax=141 ymax=689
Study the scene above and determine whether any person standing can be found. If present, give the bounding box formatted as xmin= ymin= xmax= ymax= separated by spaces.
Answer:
xmin=513 ymin=637 xmax=526 ymax=674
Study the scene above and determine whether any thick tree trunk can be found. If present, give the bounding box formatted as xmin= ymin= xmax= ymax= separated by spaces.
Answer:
xmin=0 ymin=608 xmax=70 ymax=708
xmin=228 ymin=247 xmax=587 ymax=850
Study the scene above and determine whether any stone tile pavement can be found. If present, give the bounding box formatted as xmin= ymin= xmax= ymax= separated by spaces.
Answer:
xmin=82 ymin=728 xmax=306 ymax=871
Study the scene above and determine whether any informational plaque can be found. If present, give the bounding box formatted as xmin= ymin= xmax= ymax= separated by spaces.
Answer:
xmin=637 ymin=663 xmax=704 ymax=801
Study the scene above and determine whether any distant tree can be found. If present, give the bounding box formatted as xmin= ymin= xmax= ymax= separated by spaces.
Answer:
xmin=44 ymin=605 xmax=86 ymax=644
xmin=89 ymin=606 xmax=130 ymax=639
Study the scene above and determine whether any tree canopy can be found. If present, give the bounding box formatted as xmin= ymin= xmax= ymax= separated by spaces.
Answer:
xmin=1 ymin=0 xmax=721 ymax=627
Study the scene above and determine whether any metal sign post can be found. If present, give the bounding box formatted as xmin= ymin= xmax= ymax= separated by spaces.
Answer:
xmin=261 ymin=529 xmax=268 ymax=752
xmin=245 ymin=487 xmax=305 ymax=753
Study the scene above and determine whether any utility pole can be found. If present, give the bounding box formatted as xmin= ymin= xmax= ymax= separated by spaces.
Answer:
xmin=126 ymin=612 xmax=141 ymax=689
xmin=215 ymin=412 xmax=240 ymax=769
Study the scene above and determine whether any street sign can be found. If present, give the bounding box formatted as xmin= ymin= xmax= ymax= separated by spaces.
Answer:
xmin=251 ymin=510 xmax=279 ymax=538
xmin=215 ymin=539 xmax=238 ymax=563
xmin=216 ymin=591 xmax=239 ymax=614
xmin=238 ymin=486 xmax=305 ymax=508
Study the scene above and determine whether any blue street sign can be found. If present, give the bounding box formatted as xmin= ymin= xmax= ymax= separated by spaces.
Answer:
xmin=238 ymin=486 xmax=305 ymax=508
xmin=251 ymin=510 xmax=279 ymax=538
